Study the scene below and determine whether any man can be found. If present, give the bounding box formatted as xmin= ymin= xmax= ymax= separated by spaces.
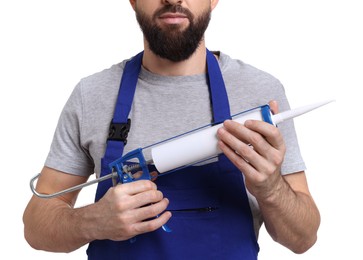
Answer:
xmin=23 ymin=0 xmax=320 ymax=259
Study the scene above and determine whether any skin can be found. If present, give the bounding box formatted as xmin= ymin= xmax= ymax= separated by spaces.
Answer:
xmin=23 ymin=0 xmax=320 ymax=255
xmin=217 ymin=101 xmax=320 ymax=253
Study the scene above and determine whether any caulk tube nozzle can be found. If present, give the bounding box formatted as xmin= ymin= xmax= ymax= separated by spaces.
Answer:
xmin=272 ymin=99 xmax=335 ymax=125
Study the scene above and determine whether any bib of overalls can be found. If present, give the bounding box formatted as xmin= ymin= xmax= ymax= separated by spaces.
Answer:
xmin=87 ymin=50 xmax=259 ymax=259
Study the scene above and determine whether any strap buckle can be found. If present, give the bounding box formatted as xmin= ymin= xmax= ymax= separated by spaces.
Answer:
xmin=107 ymin=119 xmax=131 ymax=144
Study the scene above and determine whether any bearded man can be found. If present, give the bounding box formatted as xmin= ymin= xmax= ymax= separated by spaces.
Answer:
xmin=23 ymin=1 xmax=320 ymax=259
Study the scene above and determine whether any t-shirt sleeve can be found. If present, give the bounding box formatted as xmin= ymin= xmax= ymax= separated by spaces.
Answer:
xmin=272 ymin=84 xmax=307 ymax=175
xmin=223 ymin=55 xmax=307 ymax=176
xmin=44 ymin=82 xmax=95 ymax=176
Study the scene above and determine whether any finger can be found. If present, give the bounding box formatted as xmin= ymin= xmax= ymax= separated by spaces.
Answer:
xmin=132 ymin=171 xmax=143 ymax=179
xmin=269 ymin=100 xmax=279 ymax=114
xmin=222 ymin=120 xmax=272 ymax=155
xmin=217 ymin=126 xmax=265 ymax=172
xmin=132 ymin=197 xmax=170 ymax=222
xmin=150 ymin=171 xmax=158 ymax=181
xmin=220 ymin=120 xmax=275 ymax=164
xmin=132 ymin=210 xmax=172 ymax=234
xmin=218 ymin=134 xmax=280 ymax=186
xmin=131 ymin=189 xmax=165 ymax=209
xmin=244 ymin=120 xmax=285 ymax=152
xmin=116 ymin=180 xmax=157 ymax=196
xmin=219 ymin=120 xmax=250 ymax=144
xmin=131 ymin=170 xmax=158 ymax=182
xmin=218 ymin=139 xmax=258 ymax=175
xmin=218 ymin=121 xmax=278 ymax=174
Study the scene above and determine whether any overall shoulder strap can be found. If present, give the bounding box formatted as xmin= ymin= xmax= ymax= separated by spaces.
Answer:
xmin=206 ymin=49 xmax=231 ymax=124
xmin=95 ymin=52 xmax=143 ymax=201
xmin=103 ymin=51 xmax=144 ymax=164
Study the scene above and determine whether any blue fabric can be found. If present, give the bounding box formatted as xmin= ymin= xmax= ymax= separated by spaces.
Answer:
xmin=206 ymin=50 xmax=231 ymax=124
xmin=95 ymin=52 xmax=143 ymax=201
xmin=87 ymin=50 xmax=259 ymax=259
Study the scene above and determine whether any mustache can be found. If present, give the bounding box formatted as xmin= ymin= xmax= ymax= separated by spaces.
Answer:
xmin=153 ymin=5 xmax=194 ymax=20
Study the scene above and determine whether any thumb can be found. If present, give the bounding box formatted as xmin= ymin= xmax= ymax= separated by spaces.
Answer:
xmin=268 ymin=100 xmax=279 ymax=114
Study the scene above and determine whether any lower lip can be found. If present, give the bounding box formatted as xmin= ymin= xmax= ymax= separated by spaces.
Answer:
xmin=160 ymin=17 xmax=187 ymax=25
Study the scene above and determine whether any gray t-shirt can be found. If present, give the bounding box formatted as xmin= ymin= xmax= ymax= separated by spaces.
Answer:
xmin=45 ymin=51 xmax=306 ymax=235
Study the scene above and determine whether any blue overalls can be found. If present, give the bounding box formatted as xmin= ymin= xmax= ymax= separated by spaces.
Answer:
xmin=87 ymin=50 xmax=259 ymax=259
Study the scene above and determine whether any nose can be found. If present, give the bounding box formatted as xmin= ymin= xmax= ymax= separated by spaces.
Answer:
xmin=163 ymin=0 xmax=183 ymax=5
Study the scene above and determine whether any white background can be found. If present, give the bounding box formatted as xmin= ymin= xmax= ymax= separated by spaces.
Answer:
xmin=1 ymin=0 xmax=362 ymax=259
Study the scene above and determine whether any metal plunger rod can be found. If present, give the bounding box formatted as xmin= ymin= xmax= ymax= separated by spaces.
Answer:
xmin=30 ymin=160 xmax=155 ymax=199
xmin=30 ymin=172 xmax=118 ymax=199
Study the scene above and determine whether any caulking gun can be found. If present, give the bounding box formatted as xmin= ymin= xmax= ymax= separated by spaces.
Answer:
xmin=30 ymin=99 xmax=334 ymax=199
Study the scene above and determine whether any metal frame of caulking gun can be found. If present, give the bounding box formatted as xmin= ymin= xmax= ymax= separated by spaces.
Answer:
xmin=30 ymin=100 xmax=334 ymax=199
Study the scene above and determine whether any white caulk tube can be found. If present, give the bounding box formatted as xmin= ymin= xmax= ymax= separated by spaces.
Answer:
xmin=151 ymin=100 xmax=334 ymax=173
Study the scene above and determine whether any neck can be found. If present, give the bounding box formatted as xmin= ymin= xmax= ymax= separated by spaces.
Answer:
xmin=142 ymin=40 xmax=208 ymax=76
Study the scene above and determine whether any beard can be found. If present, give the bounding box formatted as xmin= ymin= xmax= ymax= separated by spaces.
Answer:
xmin=135 ymin=4 xmax=211 ymax=62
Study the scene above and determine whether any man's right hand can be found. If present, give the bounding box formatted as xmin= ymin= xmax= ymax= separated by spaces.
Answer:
xmin=94 ymin=180 xmax=171 ymax=241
